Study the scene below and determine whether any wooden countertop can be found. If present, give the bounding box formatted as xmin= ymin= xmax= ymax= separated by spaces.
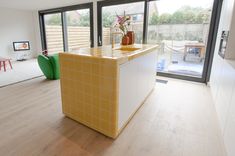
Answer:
xmin=64 ymin=44 xmax=159 ymax=65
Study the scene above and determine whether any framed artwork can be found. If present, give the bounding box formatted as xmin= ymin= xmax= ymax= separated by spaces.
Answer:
xmin=13 ymin=41 xmax=30 ymax=51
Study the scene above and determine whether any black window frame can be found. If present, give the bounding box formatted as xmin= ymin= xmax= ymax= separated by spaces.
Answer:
xmin=38 ymin=2 xmax=94 ymax=52
xmin=38 ymin=0 xmax=222 ymax=83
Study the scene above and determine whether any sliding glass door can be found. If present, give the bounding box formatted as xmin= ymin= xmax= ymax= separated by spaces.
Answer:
xmin=39 ymin=3 xmax=94 ymax=53
xmin=97 ymin=0 xmax=221 ymax=82
xmin=147 ymin=0 xmax=216 ymax=79
xmin=38 ymin=1 xmax=221 ymax=83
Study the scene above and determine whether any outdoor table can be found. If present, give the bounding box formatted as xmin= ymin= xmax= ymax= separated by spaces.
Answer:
xmin=183 ymin=43 xmax=206 ymax=61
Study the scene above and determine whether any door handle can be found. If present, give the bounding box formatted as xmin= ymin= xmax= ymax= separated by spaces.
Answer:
xmin=98 ymin=36 xmax=102 ymax=46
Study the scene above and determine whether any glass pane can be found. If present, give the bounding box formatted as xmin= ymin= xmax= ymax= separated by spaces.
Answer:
xmin=148 ymin=0 xmax=214 ymax=78
xmin=102 ymin=2 xmax=144 ymax=46
xmin=44 ymin=13 xmax=64 ymax=54
xmin=66 ymin=9 xmax=91 ymax=52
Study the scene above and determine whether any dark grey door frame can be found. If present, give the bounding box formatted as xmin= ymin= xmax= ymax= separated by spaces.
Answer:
xmin=205 ymin=0 xmax=223 ymax=83
xmin=38 ymin=3 xmax=94 ymax=52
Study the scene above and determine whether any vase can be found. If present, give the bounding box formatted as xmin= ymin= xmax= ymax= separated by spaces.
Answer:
xmin=127 ymin=31 xmax=135 ymax=45
xmin=121 ymin=35 xmax=129 ymax=45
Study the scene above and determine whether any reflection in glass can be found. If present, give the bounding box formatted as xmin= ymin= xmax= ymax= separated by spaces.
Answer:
xmin=44 ymin=13 xmax=64 ymax=54
xmin=66 ymin=9 xmax=91 ymax=52
xmin=102 ymin=2 xmax=144 ymax=45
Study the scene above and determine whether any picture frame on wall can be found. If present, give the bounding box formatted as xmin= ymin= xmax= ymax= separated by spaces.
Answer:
xmin=13 ymin=41 xmax=30 ymax=51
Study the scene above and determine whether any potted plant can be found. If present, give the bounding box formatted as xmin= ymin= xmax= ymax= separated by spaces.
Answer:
xmin=115 ymin=11 xmax=132 ymax=45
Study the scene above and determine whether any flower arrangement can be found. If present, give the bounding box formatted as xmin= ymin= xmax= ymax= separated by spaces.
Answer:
xmin=115 ymin=11 xmax=131 ymax=35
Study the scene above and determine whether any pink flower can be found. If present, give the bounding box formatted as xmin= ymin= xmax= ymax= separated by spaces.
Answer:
xmin=115 ymin=11 xmax=130 ymax=35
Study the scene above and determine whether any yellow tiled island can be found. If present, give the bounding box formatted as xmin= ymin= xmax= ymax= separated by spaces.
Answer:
xmin=59 ymin=44 xmax=158 ymax=138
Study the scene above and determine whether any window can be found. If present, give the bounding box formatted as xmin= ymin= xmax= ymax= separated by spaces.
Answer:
xmin=147 ymin=0 xmax=214 ymax=79
xmin=38 ymin=0 xmax=222 ymax=82
xmin=98 ymin=0 xmax=145 ymax=46
xmin=39 ymin=3 xmax=94 ymax=53
xmin=66 ymin=9 xmax=92 ymax=51
xmin=44 ymin=13 xmax=64 ymax=54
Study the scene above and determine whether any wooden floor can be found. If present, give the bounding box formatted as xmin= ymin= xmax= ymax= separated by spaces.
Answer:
xmin=0 ymin=77 xmax=226 ymax=156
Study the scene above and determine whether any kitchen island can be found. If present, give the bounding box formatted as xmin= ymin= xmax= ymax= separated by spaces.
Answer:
xmin=59 ymin=44 xmax=158 ymax=138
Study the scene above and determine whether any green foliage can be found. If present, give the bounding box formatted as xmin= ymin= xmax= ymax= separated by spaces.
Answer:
xmin=158 ymin=13 xmax=172 ymax=24
xmin=149 ymin=12 xmax=159 ymax=25
xmin=45 ymin=14 xmax=62 ymax=25
xmin=171 ymin=11 xmax=184 ymax=24
xmin=67 ymin=13 xmax=90 ymax=27
xmin=196 ymin=10 xmax=210 ymax=23
xmin=45 ymin=11 xmax=116 ymax=27
xmin=102 ymin=12 xmax=116 ymax=27
xmin=45 ymin=12 xmax=90 ymax=27
xmin=78 ymin=13 xmax=90 ymax=26
xmin=149 ymin=6 xmax=210 ymax=25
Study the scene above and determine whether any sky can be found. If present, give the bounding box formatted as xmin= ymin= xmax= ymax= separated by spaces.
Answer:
xmin=156 ymin=0 xmax=214 ymax=15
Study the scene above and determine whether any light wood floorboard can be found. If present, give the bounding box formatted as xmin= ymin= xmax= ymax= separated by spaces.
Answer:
xmin=0 ymin=77 xmax=226 ymax=156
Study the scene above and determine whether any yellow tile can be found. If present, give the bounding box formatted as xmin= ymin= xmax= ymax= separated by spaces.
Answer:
xmin=60 ymin=53 xmax=119 ymax=138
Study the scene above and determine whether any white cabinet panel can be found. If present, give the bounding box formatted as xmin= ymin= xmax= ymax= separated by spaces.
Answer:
xmin=224 ymin=84 xmax=235 ymax=156
xmin=119 ymin=60 xmax=138 ymax=129
xmin=215 ymin=61 xmax=235 ymax=132
xmin=118 ymin=50 xmax=157 ymax=129
xmin=210 ymin=54 xmax=224 ymax=100
xmin=211 ymin=58 xmax=235 ymax=156
xmin=136 ymin=51 xmax=157 ymax=105
xmin=149 ymin=51 xmax=158 ymax=89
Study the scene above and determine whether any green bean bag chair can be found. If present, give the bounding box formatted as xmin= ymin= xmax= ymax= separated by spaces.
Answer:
xmin=37 ymin=54 xmax=60 ymax=80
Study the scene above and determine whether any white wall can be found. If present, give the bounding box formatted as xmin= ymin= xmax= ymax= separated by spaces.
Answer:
xmin=0 ymin=7 xmax=38 ymax=60
xmin=209 ymin=0 xmax=235 ymax=155
xmin=0 ymin=0 xmax=101 ymax=61
xmin=32 ymin=11 xmax=43 ymax=54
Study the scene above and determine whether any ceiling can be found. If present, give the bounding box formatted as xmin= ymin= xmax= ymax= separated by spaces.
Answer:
xmin=0 ymin=0 xmax=94 ymax=11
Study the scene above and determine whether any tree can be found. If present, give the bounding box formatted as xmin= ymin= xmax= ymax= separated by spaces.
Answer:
xmin=196 ymin=10 xmax=210 ymax=24
xmin=149 ymin=5 xmax=210 ymax=25
xmin=102 ymin=12 xmax=116 ymax=27
xmin=45 ymin=14 xmax=62 ymax=25
xmin=77 ymin=13 xmax=90 ymax=26
xmin=171 ymin=11 xmax=184 ymax=24
xmin=65 ymin=12 xmax=90 ymax=27
xmin=149 ymin=12 xmax=159 ymax=25
xmin=178 ymin=6 xmax=210 ymax=24
xmin=183 ymin=10 xmax=196 ymax=24
xmin=158 ymin=13 xmax=172 ymax=24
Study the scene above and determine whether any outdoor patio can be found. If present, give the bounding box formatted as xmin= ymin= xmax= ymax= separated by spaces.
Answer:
xmin=156 ymin=40 xmax=205 ymax=77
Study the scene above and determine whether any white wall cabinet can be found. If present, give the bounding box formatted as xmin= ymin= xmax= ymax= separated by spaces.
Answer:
xmin=118 ymin=51 xmax=157 ymax=130
xmin=209 ymin=0 xmax=235 ymax=155
xmin=214 ymin=60 xmax=235 ymax=130
xmin=224 ymin=88 xmax=235 ymax=156
xmin=210 ymin=58 xmax=235 ymax=156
